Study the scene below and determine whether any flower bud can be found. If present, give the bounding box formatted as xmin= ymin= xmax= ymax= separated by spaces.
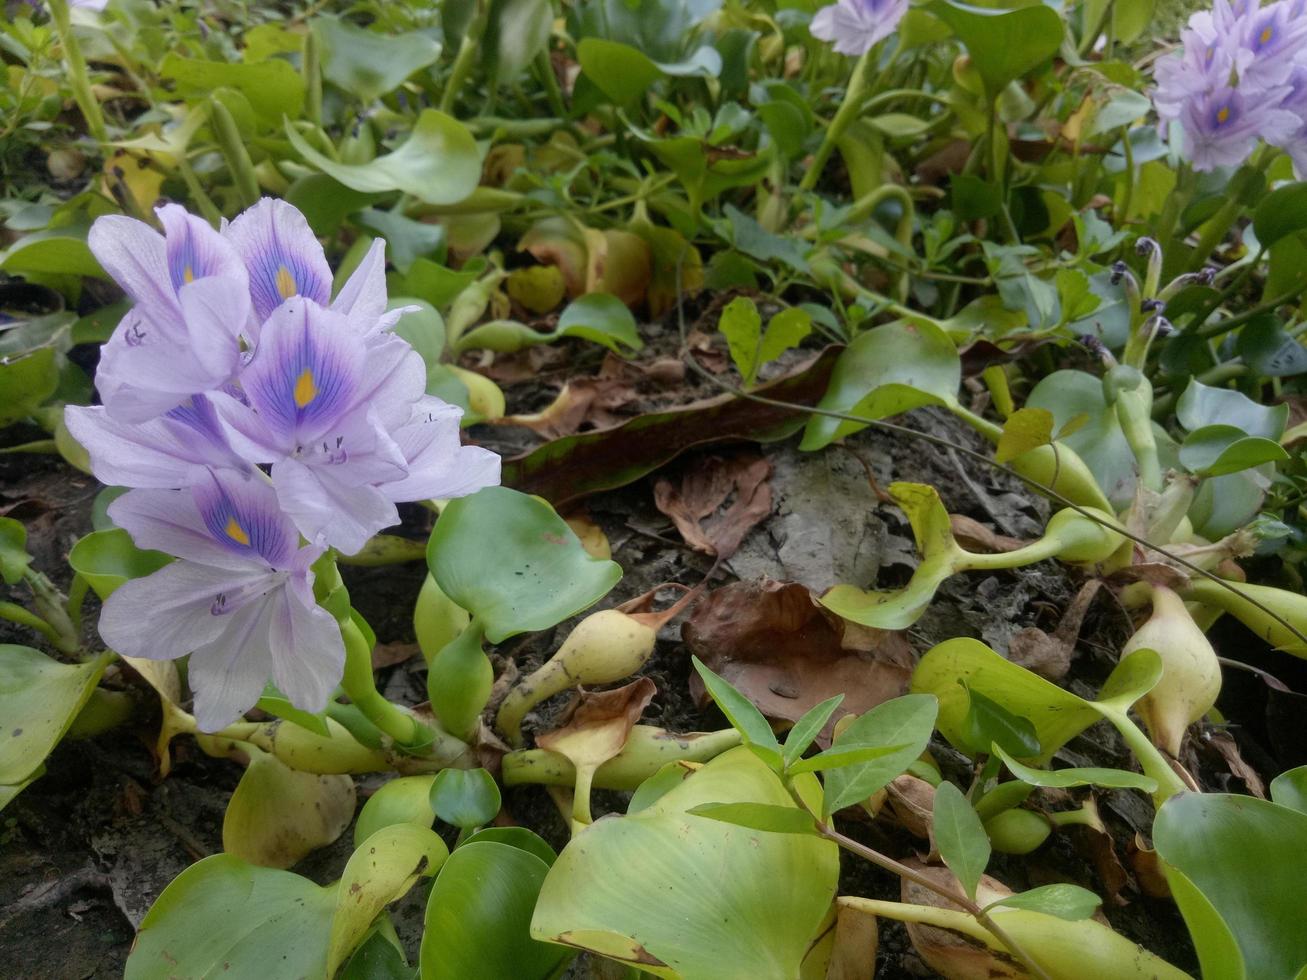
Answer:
xmin=1121 ymin=585 xmax=1221 ymax=756
xmin=984 ymin=807 xmax=1052 ymax=854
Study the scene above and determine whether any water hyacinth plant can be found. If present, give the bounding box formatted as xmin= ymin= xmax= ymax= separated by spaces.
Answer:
xmin=4 ymin=0 xmax=1307 ymax=975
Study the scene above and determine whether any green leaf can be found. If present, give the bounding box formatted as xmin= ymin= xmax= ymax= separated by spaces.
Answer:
xmin=932 ymin=780 xmax=990 ymax=902
xmin=782 ymin=693 xmax=844 ymax=768
xmin=0 ymin=348 xmax=59 ymax=426
xmin=389 ymin=300 xmax=447 ymax=379
xmin=0 ymin=517 xmax=32 ymax=585
xmin=355 ymin=775 xmax=437 ymax=847
xmin=462 ymin=826 xmax=557 ymax=867
xmin=577 ymin=38 xmax=664 ymax=108
xmin=427 ymin=487 xmax=621 ymax=643
xmin=0 ymin=647 xmax=111 ymax=785
xmin=930 ymin=0 xmax=1064 ymax=100
xmin=1176 ymin=378 xmax=1289 ymax=441
xmin=1155 ymin=792 xmax=1307 ymax=980
xmin=341 ymin=926 xmax=414 ymax=980
xmin=531 ymin=748 xmax=839 ymax=978
xmin=421 ymin=842 xmax=571 ymax=980
xmin=1253 ymin=181 xmax=1307 ymax=250
xmin=161 ymin=53 xmax=304 ymax=123
xmin=1164 ymin=866 xmax=1247 ymax=980
xmin=314 ymin=16 xmax=441 ymax=103
xmin=1027 ymin=369 xmax=1137 ymax=507
xmin=487 ymin=0 xmax=553 ymax=79
xmin=429 ymin=767 xmax=501 ymax=829
xmin=1178 ymin=425 xmax=1288 ymax=477
xmin=628 ymin=763 xmax=690 ymax=814
xmin=286 ymin=110 xmax=480 ymax=205
xmin=719 ymin=295 xmax=763 ymax=384
xmin=801 ymin=319 xmax=961 ymax=451
xmin=992 ymin=745 xmax=1157 ymax=792
xmin=911 ymin=638 xmax=1100 ymax=765
xmin=353 ymin=210 xmax=446 ymax=275
xmin=995 ymin=407 xmax=1055 ymax=464
xmin=822 ymin=694 xmax=939 ymax=815
xmin=287 ymin=175 xmax=385 ymax=238
xmin=691 ymin=655 xmax=781 ymax=758
xmin=1236 ymin=316 xmax=1307 ymax=377
xmin=960 ymin=686 xmax=1040 ymax=757
xmin=67 ymin=528 xmax=171 ymax=601
xmin=0 ymin=225 xmax=104 ymax=279
xmin=1270 ymin=766 xmax=1307 ymax=815
xmin=788 ymin=741 xmax=911 ymax=774
xmin=256 ymin=685 xmax=330 ymax=737
xmin=984 ymin=884 xmax=1102 ymax=922
xmin=555 ymin=292 xmax=643 ymax=354
xmin=687 ymin=802 xmax=819 ymax=835
xmin=760 ymin=308 xmax=812 ymax=366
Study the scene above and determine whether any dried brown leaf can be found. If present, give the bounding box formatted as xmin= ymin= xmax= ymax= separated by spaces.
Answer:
xmin=949 ymin=514 xmax=1027 ymax=553
xmin=536 ymin=676 xmax=657 ymax=771
xmin=653 ymin=453 xmax=773 ymax=559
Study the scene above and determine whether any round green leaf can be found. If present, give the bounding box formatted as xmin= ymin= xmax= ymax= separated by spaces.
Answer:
xmin=161 ymin=53 xmax=305 ymax=123
xmin=577 ymin=38 xmax=664 ymax=108
xmin=556 ymin=292 xmax=643 ymax=355
xmin=68 ymin=528 xmax=171 ymax=601
xmin=1253 ymin=181 xmax=1307 ymax=250
xmin=1178 ymin=425 xmax=1289 ymax=477
xmin=285 ymin=110 xmax=480 ymax=205
xmin=463 ymin=826 xmax=558 ymax=867
xmin=531 ymin=748 xmax=839 ymax=978
xmin=1027 ymin=369 xmax=1137 ymax=507
xmin=0 ymin=646 xmax=111 ymax=785
xmin=355 ymin=775 xmax=437 ymax=847
xmin=427 ymin=487 xmax=621 ymax=642
xmin=929 ymin=0 xmax=1064 ymax=99
xmin=0 ymin=348 xmax=59 ymax=427
xmin=0 ymin=226 xmax=104 ymax=279
xmin=421 ymin=841 xmax=571 ymax=980
xmin=315 ymin=16 xmax=442 ymax=103
xmin=428 ymin=767 xmax=501 ymax=829
xmin=1155 ymin=792 xmax=1307 ymax=980
xmin=801 ymin=318 xmax=961 ymax=451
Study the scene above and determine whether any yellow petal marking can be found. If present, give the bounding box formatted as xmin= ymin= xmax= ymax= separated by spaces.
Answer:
xmin=294 ymin=368 xmax=318 ymax=409
xmin=224 ymin=517 xmax=251 ymax=546
xmin=183 ymin=265 xmax=195 ymax=284
xmin=1261 ymin=25 xmax=1274 ymax=44
xmin=1217 ymin=106 xmax=1231 ymax=125
xmin=276 ymin=265 xmax=297 ymax=299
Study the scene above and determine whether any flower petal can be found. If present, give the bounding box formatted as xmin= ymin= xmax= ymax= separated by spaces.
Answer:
xmin=381 ymin=398 xmax=502 ymax=503
xmin=266 ymin=579 xmax=345 ymax=717
xmin=109 ymin=487 xmax=255 ymax=569
xmin=191 ymin=469 xmax=299 ymax=568
xmin=225 ymin=198 xmax=333 ymax=322
xmin=176 ymin=276 xmax=250 ymax=380
xmin=97 ymin=561 xmax=252 ymax=660
xmin=87 ymin=215 xmax=177 ymax=323
xmin=157 ymin=203 xmax=247 ymax=295
xmin=331 ymin=238 xmax=388 ymax=332
xmin=272 ymin=457 xmax=399 ymax=554
xmin=188 ymin=599 xmax=279 ymax=732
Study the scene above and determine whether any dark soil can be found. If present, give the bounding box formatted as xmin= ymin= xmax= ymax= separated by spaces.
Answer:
xmin=1 ymin=334 xmax=1289 ymax=978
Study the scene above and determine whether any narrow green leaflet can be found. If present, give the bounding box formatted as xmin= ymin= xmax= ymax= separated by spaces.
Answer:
xmin=782 ymin=693 xmax=844 ymax=768
xmin=993 ymin=745 xmax=1158 ymax=793
xmin=687 ymin=802 xmax=819 ymax=835
xmin=985 ymin=884 xmax=1102 ymax=922
xmin=932 ymin=780 xmax=991 ymax=902
xmin=822 ymin=694 xmax=939 ymax=816
xmin=691 ymin=655 xmax=781 ymax=763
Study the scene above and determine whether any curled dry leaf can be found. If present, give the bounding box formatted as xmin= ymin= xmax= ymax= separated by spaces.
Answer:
xmin=887 ymin=773 xmax=936 ymax=840
xmin=898 ymin=859 xmax=1024 ymax=980
xmin=653 ymin=453 xmax=773 ymax=560
xmin=683 ymin=579 xmax=913 ymax=741
xmin=826 ymin=902 xmax=879 ymax=980
xmin=500 ymin=376 xmax=641 ymax=439
xmin=536 ymin=677 xmax=658 ymax=774
xmin=1126 ymin=833 xmax=1171 ymax=900
xmin=950 ymin=515 xmax=1027 ymax=553
xmin=1201 ymin=730 xmax=1267 ymax=798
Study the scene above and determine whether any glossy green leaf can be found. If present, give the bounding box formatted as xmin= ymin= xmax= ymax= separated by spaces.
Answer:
xmin=1027 ymin=369 xmax=1137 ymax=507
xmin=1253 ymin=181 xmax=1307 ymax=249
xmin=960 ymin=686 xmax=1040 ymax=757
xmin=421 ymin=841 xmax=570 ymax=980
xmin=462 ymin=826 xmax=557 ymax=867
xmin=822 ymin=694 xmax=939 ymax=816
xmin=487 ymin=0 xmax=553 ymax=78
xmin=67 ymin=528 xmax=171 ymax=601
xmin=161 ymin=53 xmax=304 ymax=123
xmin=1270 ymin=766 xmax=1307 ymax=814
xmin=428 ymin=767 xmax=501 ymax=829
xmin=531 ymin=747 xmax=839 ymax=979
xmin=912 ymin=638 xmax=1100 ymax=765
xmin=1155 ymin=792 xmax=1307 ymax=980
xmin=286 ymin=110 xmax=480 ymax=205
xmin=1164 ymin=866 xmax=1246 ymax=980
xmin=577 ymin=38 xmax=663 ymax=107
xmin=315 ymin=16 xmax=441 ymax=103
xmin=782 ymin=694 xmax=844 ymax=768
xmin=1176 ymin=378 xmax=1289 ymax=440
xmin=0 ymin=647 xmax=111 ymax=785
xmin=0 ymin=517 xmax=32 ymax=585
xmin=0 ymin=347 xmax=59 ymax=426
xmin=788 ymin=741 xmax=911 ymax=774
xmin=427 ymin=487 xmax=621 ymax=642
xmin=933 ymin=780 xmax=990 ymax=902
xmin=692 ymin=655 xmax=781 ymax=759
xmin=993 ymin=745 xmax=1157 ymax=793
xmin=0 ymin=226 xmax=103 ymax=279
xmin=354 ymin=775 xmax=437 ymax=847
xmin=341 ymin=925 xmax=414 ymax=980
xmin=984 ymin=884 xmax=1102 ymax=922
xmin=1236 ymin=317 xmax=1307 ymax=377
xmin=554 ymin=292 xmax=643 ymax=354
xmin=930 ymin=0 xmax=1064 ymax=100
xmin=801 ymin=319 xmax=961 ymax=451
xmin=687 ymin=801 xmax=819 ymax=835
xmin=1178 ymin=425 xmax=1288 ymax=477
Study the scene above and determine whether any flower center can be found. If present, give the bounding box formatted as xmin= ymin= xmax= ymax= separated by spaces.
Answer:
xmin=276 ymin=265 xmax=297 ymax=300
xmin=293 ymin=368 xmax=318 ymax=409
xmin=224 ymin=517 xmax=251 ymax=546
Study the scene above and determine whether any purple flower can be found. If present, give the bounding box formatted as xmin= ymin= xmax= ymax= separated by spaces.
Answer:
xmin=97 ymin=470 xmax=343 ymax=732
xmin=1239 ymin=0 xmax=1307 ymax=89
xmin=212 ymin=297 xmax=426 ymax=554
xmin=380 ymin=397 xmax=502 ymax=503
xmin=1180 ymin=84 xmax=1298 ymax=170
xmin=810 ymin=0 xmax=908 ymax=56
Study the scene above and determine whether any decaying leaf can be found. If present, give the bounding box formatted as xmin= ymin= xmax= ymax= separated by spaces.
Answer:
xmin=499 ymin=361 xmax=642 ymax=439
xmin=1202 ymin=730 xmax=1267 ymax=798
xmin=1007 ymin=580 xmax=1102 ymax=682
xmin=826 ymin=902 xmax=879 ymax=980
xmin=536 ymin=677 xmax=658 ymax=774
xmin=683 ymin=580 xmax=913 ymax=740
xmin=899 ymin=860 xmax=1024 ymax=980
xmin=653 ymin=453 xmax=773 ymax=559
xmin=887 ymin=773 xmax=936 ymax=840
xmin=949 ymin=515 xmax=1027 ymax=553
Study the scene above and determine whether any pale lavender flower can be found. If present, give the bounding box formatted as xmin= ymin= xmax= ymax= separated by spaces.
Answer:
xmin=1239 ymin=0 xmax=1307 ymax=89
xmin=809 ymin=0 xmax=908 ymax=56
xmin=379 ymin=397 xmax=502 ymax=504
xmin=1179 ymin=84 xmax=1299 ymax=170
xmin=98 ymin=470 xmax=343 ymax=732
xmin=1269 ymin=64 xmax=1307 ymax=174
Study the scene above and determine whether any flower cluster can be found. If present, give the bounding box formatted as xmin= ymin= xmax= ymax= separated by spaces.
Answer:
xmin=809 ymin=0 xmax=908 ymax=57
xmin=69 ymin=200 xmax=500 ymax=730
xmin=1153 ymin=0 xmax=1307 ymax=172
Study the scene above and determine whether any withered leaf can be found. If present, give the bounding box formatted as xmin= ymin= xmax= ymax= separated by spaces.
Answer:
xmin=536 ymin=676 xmax=657 ymax=772
xmin=653 ymin=453 xmax=772 ymax=560
xmin=683 ymin=580 xmax=913 ymax=742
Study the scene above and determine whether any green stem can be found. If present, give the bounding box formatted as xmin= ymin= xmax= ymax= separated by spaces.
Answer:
xmin=340 ymin=617 xmax=428 ymax=746
xmin=1115 ymin=388 xmax=1161 ymax=492
xmin=1196 ymin=287 xmax=1306 ymax=339
xmin=46 ymin=0 xmax=107 ymax=142
xmin=844 ymin=184 xmax=916 ymax=303
xmin=0 ymin=439 xmax=58 ymax=455
xmin=0 ymin=601 xmax=66 ymax=649
xmin=534 ymin=50 xmax=566 ymax=118
xmin=958 ymin=536 xmax=1063 ymax=571
xmin=799 ymin=45 xmax=878 ymax=193
xmin=440 ymin=0 xmax=489 ymax=115
xmin=949 ymin=403 xmax=1003 ymax=443
xmin=1093 ymin=706 xmax=1190 ymax=806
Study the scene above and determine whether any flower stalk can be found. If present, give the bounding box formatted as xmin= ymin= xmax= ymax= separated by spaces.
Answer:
xmin=46 ymin=0 xmax=107 ymax=143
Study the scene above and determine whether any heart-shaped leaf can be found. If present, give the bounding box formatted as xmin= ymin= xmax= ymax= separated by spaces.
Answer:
xmin=427 ymin=487 xmax=621 ymax=643
xmin=1178 ymin=425 xmax=1288 ymax=477
xmin=930 ymin=0 xmax=1064 ymax=100
xmin=429 ymin=767 xmax=501 ymax=829
xmin=67 ymin=528 xmax=171 ymax=601
xmin=315 ymin=16 xmax=442 ymax=103
xmin=0 ymin=647 xmax=111 ymax=785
